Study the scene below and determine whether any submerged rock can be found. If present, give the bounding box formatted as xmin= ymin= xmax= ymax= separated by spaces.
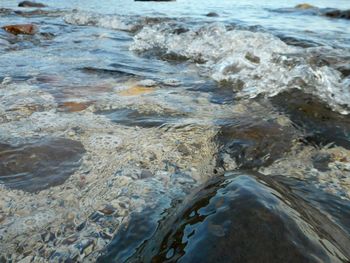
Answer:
xmin=100 ymin=171 xmax=350 ymax=262
xmin=118 ymin=85 xmax=155 ymax=96
xmin=270 ymin=89 xmax=350 ymax=149
xmin=18 ymin=1 xmax=47 ymax=8
xmin=217 ymin=119 xmax=296 ymax=169
xmin=2 ymin=24 xmax=37 ymax=35
xmin=0 ymin=137 xmax=85 ymax=192
xmin=58 ymin=101 xmax=91 ymax=112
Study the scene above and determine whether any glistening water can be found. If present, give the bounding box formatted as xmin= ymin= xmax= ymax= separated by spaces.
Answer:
xmin=0 ymin=0 xmax=350 ymax=262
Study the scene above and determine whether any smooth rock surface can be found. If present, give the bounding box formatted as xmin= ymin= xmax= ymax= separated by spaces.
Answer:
xmin=2 ymin=24 xmax=37 ymax=35
xmin=0 ymin=137 xmax=85 ymax=192
xmin=101 ymin=171 xmax=350 ymax=262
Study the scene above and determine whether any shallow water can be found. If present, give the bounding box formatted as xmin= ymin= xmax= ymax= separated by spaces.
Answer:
xmin=1 ymin=0 xmax=350 ymax=262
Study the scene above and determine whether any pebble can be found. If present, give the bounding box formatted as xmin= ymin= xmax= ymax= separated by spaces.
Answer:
xmin=98 ymin=204 xmax=116 ymax=215
xmin=140 ymin=169 xmax=153 ymax=179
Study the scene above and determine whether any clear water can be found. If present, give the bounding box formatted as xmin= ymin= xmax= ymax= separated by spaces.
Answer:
xmin=1 ymin=0 xmax=350 ymax=261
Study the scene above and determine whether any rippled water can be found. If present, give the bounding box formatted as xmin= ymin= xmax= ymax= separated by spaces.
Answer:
xmin=1 ymin=0 xmax=350 ymax=262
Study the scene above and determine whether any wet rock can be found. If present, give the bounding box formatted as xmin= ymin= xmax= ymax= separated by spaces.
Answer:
xmin=102 ymin=171 xmax=350 ymax=262
xmin=18 ymin=1 xmax=47 ymax=8
xmin=0 ymin=137 xmax=85 ymax=192
xmin=323 ymin=9 xmax=350 ymax=19
xmin=140 ymin=169 xmax=153 ymax=179
xmin=295 ymin=3 xmax=316 ymax=9
xmin=270 ymin=89 xmax=350 ymax=149
xmin=58 ymin=101 xmax=91 ymax=112
xmin=2 ymin=24 xmax=37 ymax=35
xmin=206 ymin=12 xmax=219 ymax=17
xmin=118 ymin=85 xmax=155 ymax=96
xmin=99 ymin=205 xmax=116 ymax=216
xmin=217 ymin=120 xmax=296 ymax=169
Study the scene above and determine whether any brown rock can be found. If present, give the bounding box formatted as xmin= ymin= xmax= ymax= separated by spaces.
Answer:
xmin=2 ymin=24 xmax=37 ymax=35
xmin=58 ymin=101 xmax=91 ymax=112
xmin=118 ymin=85 xmax=155 ymax=96
xmin=295 ymin=3 xmax=315 ymax=9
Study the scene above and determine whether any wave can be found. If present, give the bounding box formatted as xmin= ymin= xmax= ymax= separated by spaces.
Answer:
xmin=64 ymin=10 xmax=133 ymax=31
xmin=131 ymin=22 xmax=350 ymax=114
xmin=63 ymin=10 xmax=174 ymax=32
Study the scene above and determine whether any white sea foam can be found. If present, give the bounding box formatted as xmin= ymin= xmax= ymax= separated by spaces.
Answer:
xmin=64 ymin=11 xmax=133 ymax=31
xmin=131 ymin=22 xmax=350 ymax=113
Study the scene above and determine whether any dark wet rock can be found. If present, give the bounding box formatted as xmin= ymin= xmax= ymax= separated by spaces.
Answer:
xmin=206 ymin=12 xmax=219 ymax=17
xmin=323 ymin=9 xmax=350 ymax=20
xmin=2 ymin=24 xmax=38 ymax=35
xmin=100 ymin=171 xmax=350 ymax=263
xmin=0 ymin=137 xmax=85 ymax=192
xmin=270 ymin=89 xmax=350 ymax=149
xmin=76 ymin=221 xmax=87 ymax=232
xmin=99 ymin=205 xmax=116 ymax=216
xmin=18 ymin=1 xmax=47 ymax=8
xmin=140 ymin=169 xmax=153 ymax=179
xmin=217 ymin=119 xmax=296 ymax=169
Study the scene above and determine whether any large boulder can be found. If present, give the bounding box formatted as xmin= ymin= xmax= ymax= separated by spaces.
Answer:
xmin=99 ymin=171 xmax=350 ymax=262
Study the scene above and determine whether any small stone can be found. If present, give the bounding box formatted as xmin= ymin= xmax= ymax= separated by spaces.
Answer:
xmin=2 ymin=24 xmax=38 ymax=35
xmin=98 ymin=204 xmax=116 ymax=215
xmin=140 ymin=169 xmax=153 ymax=179
xmin=206 ymin=12 xmax=219 ymax=17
